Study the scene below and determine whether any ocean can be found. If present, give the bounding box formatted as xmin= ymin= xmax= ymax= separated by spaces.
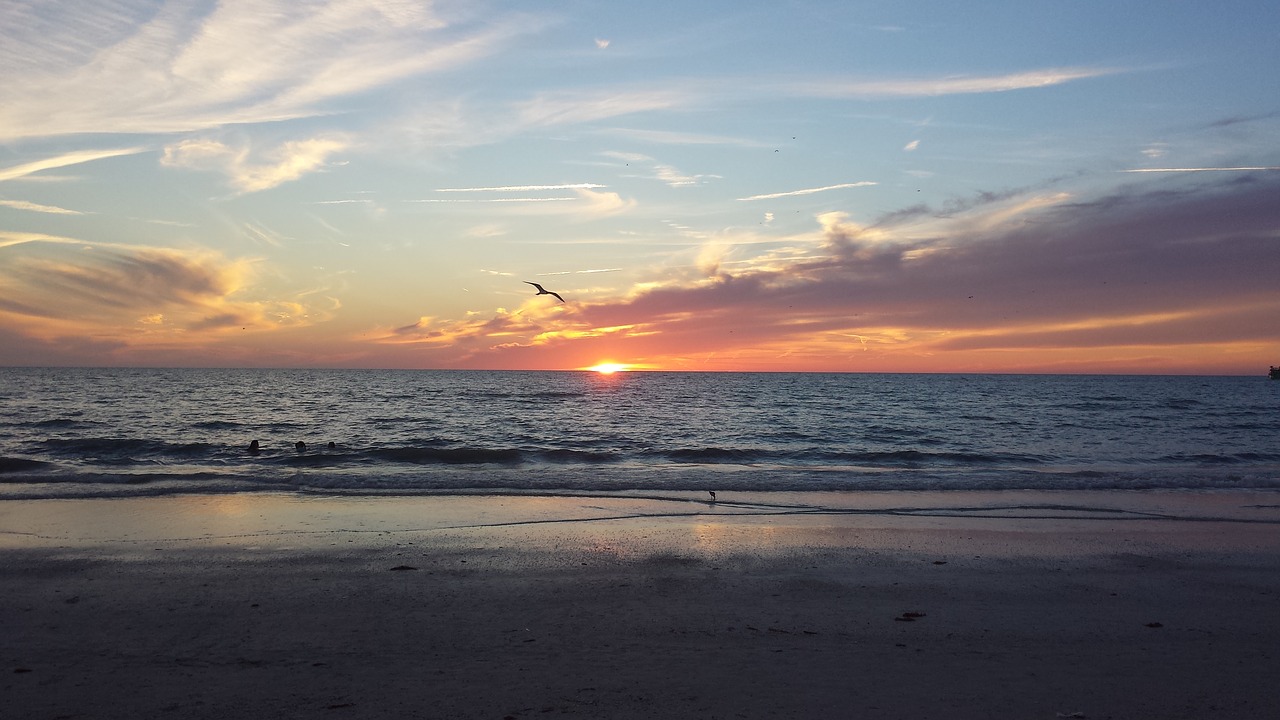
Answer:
xmin=1 ymin=368 xmax=1277 ymax=499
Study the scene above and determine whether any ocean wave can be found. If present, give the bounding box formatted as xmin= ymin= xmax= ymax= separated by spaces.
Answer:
xmin=33 ymin=437 xmax=223 ymax=463
xmin=540 ymin=448 xmax=621 ymax=464
xmin=26 ymin=418 xmax=96 ymax=429
xmin=818 ymin=449 xmax=1050 ymax=466
xmin=653 ymin=447 xmax=1048 ymax=466
xmin=190 ymin=420 xmax=243 ymax=430
xmin=663 ymin=447 xmax=760 ymax=463
xmin=1161 ymin=451 xmax=1280 ymax=464
xmin=4 ymin=369 xmax=1278 ymax=500
xmin=0 ymin=456 xmax=51 ymax=474
xmin=2 ymin=436 xmax=1172 ymax=471
xmin=365 ymin=446 xmax=620 ymax=466
xmin=473 ymin=389 xmax=585 ymax=401
xmin=371 ymin=446 xmax=525 ymax=465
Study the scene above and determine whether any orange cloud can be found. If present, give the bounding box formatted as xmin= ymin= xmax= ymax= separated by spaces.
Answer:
xmin=369 ymin=174 xmax=1280 ymax=374
xmin=0 ymin=241 xmax=339 ymax=362
xmin=4 ymin=175 xmax=1276 ymax=374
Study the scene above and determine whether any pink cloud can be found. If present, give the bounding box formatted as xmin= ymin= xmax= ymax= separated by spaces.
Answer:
xmin=403 ymin=173 xmax=1280 ymax=372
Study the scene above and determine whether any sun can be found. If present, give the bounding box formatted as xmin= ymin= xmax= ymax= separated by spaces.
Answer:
xmin=586 ymin=362 xmax=628 ymax=374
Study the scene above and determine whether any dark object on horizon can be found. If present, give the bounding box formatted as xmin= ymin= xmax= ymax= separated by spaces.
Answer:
xmin=708 ymin=490 xmax=716 ymax=502
xmin=524 ymin=281 xmax=565 ymax=303
xmin=328 ymin=441 xmax=336 ymax=449
xmin=247 ymin=439 xmax=260 ymax=455
xmin=1270 ymin=366 xmax=1279 ymax=380
xmin=295 ymin=441 xmax=306 ymax=452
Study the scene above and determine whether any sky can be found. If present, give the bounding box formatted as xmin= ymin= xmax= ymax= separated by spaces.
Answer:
xmin=1 ymin=0 xmax=1278 ymax=374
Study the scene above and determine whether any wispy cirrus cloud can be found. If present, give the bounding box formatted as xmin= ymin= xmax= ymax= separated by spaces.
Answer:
xmin=738 ymin=182 xmax=877 ymax=201
xmin=792 ymin=66 xmax=1119 ymax=99
xmin=160 ymin=136 xmax=348 ymax=193
xmin=412 ymin=183 xmax=605 ymax=204
xmin=413 ymin=197 xmax=578 ymax=204
xmin=435 ymin=183 xmax=606 ymax=193
xmin=498 ymin=67 xmax=1114 ymax=141
xmin=0 ymin=148 xmax=149 ymax=182
xmin=515 ymin=88 xmax=692 ymax=127
xmin=603 ymin=151 xmax=716 ymax=187
xmin=0 ymin=231 xmax=87 ymax=250
xmin=408 ymin=186 xmax=635 ymax=217
xmin=398 ymin=64 xmax=1107 ymax=156
xmin=0 ymin=0 xmax=529 ymax=141
xmin=0 ymin=200 xmax=86 ymax=215
xmin=541 ymin=268 xmax=623 ymax=276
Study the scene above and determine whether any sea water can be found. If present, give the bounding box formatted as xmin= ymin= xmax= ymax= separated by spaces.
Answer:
xmin=0 ymin=368 xmax=1277 ymax=499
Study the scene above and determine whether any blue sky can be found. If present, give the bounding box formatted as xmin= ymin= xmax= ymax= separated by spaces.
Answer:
xmin=2 ymin=0 xmax=1278 ymax=372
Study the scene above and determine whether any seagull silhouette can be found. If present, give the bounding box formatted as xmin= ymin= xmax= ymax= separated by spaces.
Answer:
xmin=524 ymin=281 xmax=565 ymax=303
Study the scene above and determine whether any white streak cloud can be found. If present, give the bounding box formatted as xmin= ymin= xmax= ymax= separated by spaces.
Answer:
xmin=411 ymin=197 xmax=577 ymax=204
xmin=0 ymin=148 xmax=148 ymax=182
xmin=436 ymin=184 xmax=606 ymax=192
xmin=738 ymin=182 xmax=877 ymax=201
xmin=0 ymin=200 xmax=86 ymax=215
xmin=0 ymin=231 xmax=87 ymax=250
xmin=516 ymin=89 xmax=689 ymax=127
xmin=796 ymin=67 xmax=1117 ymax=98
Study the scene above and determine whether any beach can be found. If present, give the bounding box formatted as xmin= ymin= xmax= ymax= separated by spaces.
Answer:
xmin=4 ymin=490 xmax=1280 ymax=719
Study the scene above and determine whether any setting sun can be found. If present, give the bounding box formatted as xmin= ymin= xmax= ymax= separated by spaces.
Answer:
xmin=586 ymin=363 xmax=628 ymax=374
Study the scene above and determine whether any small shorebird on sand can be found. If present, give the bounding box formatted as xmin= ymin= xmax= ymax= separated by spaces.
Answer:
xmin=524 ymin=281 xmax=565 ymax=303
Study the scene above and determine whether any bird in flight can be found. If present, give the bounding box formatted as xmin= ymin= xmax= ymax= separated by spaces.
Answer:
xmin=524 ymin=281 xmax=565 ymax=303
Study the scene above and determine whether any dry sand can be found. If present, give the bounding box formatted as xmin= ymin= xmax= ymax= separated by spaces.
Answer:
xmin=3 ymin=490 xmax=1279 ymax=719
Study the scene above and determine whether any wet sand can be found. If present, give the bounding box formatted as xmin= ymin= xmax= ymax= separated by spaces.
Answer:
xmin=3 ymin=490 xmax=1280 ymax=719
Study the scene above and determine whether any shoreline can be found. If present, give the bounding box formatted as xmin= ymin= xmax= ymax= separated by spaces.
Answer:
xmin=4 ymin=487 xmax=1280 ymax=551
xmin=5 ymin=490 xmax=1280 ymax=719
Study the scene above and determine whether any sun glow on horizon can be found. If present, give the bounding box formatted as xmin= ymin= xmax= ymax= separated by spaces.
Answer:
xmin=0 ymin=5 xmax=1276 ymax=375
